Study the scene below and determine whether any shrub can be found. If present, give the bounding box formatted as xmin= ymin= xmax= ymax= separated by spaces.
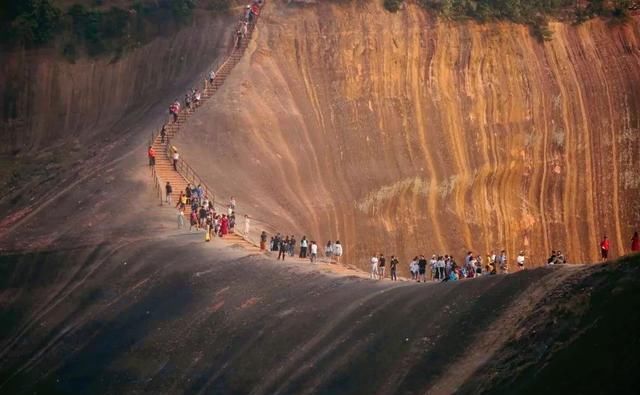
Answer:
xmin=384 ymin=0 xmax=403 ymax=12
xmin=531 ymin=16 xmax=553 ymax=42
xmin=171 ymin=0 xmax=198 ymax=20
xmin=3 ymin=0 xmax=61 ymax=46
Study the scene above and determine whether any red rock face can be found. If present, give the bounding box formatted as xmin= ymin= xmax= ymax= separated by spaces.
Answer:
xmin=179 ymin=2 xmax=640 ymax=270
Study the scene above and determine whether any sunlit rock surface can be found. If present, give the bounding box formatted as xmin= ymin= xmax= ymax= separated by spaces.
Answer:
xmin=180 ymin=2 xmax=640 ymax=270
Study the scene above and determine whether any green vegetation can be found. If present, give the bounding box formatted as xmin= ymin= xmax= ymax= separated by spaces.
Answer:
xmin=0 ymin=0 xmax=231 ymax=59
xmin=384 ymin=0 xmax=636 ymax=40
xmin=0 ymin=0 xmax=62 ymax=46
xmin=384 ymin=0 xmax=403 ymax=12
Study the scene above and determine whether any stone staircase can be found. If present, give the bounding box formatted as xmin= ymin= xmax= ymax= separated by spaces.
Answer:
xmin=149 ymin=6 xmax=263 ymax=247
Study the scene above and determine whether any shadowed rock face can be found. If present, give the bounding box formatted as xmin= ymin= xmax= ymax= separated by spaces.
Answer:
xmin=0 ymin=13 xmax=235 ymax=153
xmin=180 ymin=2 xmax=640 ymax=272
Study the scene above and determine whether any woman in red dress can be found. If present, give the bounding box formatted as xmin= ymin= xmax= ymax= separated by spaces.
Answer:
xmin=220 ymin=215 xmax=229 ymax=237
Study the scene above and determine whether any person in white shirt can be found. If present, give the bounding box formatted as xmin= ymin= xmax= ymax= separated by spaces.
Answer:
xmin=243 ymin=214 xmax=250 ymax=236
xmin=429 ymin=255 xmax=437 ymax=281
xmin=172 ymin=149 xmax=179 ymax=171
xmin=517 ymin=251 xmax=525 ymax=270
xmin=436 ymin=257 xmax=445 ymax=280
xmin=409 ymin=258 xmax=418 ymax=281
xmin=241 ymin=21 xmax=248 ymax=38
xmin=300 ymin=237 xmax=308 ymax=258
xmin=370 ymin=255 xmax=379 ymax=280
xmin=310 ymin=241 xmax=318 ymax=263
xmin=333 ymin=241 xmax=343 ymax=263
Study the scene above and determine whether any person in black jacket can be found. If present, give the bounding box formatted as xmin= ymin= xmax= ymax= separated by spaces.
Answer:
xmin=165 ymin=182 xmax=173 ymax=204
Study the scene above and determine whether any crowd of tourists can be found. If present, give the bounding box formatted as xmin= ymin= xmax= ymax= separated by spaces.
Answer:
xmin=152 ymin=0 xmax=265 ymax=240
xmin=259 ymin=232 xmax=344 ymax=264
xmin=364 ymin=248 xmax=560 ymax=282
xmin=171 ymin=185 xmax=245 ymax=241
xmin=165 ymin=0 xmax=263 ymax=125
xmin=367 ymin=233 xmax=640 ymax=283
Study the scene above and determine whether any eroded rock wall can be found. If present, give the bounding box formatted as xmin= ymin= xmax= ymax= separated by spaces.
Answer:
xmin=182 ymin=1 xmax=640 ymax=268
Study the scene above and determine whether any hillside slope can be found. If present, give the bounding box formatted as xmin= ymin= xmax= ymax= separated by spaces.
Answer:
xmin=1 ymin=236 xmax=638 ymax=394
xmin=0 ymin=11 xmax=238 ymax=250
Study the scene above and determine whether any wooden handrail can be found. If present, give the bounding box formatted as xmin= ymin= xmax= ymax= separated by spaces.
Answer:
xmin=149 ymin=1 xmax=276 ymax=244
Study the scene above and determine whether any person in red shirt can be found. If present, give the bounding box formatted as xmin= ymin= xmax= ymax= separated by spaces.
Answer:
xmin=148 ymin=146 xmax=156 ymax=166
xmin=600 ymin=235 xmax=610 ymax=261
xmin=632 ymin=231 xmax=640 ymax=252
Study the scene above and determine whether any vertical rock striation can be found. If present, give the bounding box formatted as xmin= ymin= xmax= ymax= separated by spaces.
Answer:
xmin=181 ymin=2 xmax=640 ymax=269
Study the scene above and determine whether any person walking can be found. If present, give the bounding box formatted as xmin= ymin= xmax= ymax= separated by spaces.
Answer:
xmin=176 ymin=192 xmax=187 ymax=209
xmin=632 ymin=231 xmax=640 ymax=252
xmin=241 ymin=20 xmax=248 ymax=38
xmin=370 ymin=255 xmax=379 ymax=280
xmin=410 ymin=257 xmax=418 ymax=281
xmin=325 ymin=241 xmax=333 ymax=260
xmin=289 ymin=235 xmax=296 ymax=256
xmin=177 ymin=207 xmax=185 ymax=229
xmin=169 ymin=100 xmax=180 ymax=123
xmin=390 ymin=256 xmax=399 ymax=281
xmin=220 ymin=215 xmax=229 ymax=237
xmin=437 ymin=256 xmax=446 ymax=280
xmin=194 ymin=89 xmax=201 ymax=108
xmin=199 ymin=206 xmax=207 ymax=229
xmin=160 ymin=125 xmax=166 ymax=143
xmin=310 ymin=241 xmax=318 ymax=263
xmin=243 ymin=214 xmax=250 ymax=236
xmin=516 ymin=251 xmax=525 ymax=270
xmin=378 ymin=254 xmax=386 ymax=279
xmin=165 ymin=182 xmax=173 ymax=205
xmin=300 ymin=236 xmax=308 ymax=258
xmin=333 ymin=241 xmax=343 ymax=263
xmin=600 ymin=236 xmax=610 ymax=261
xmin=189 ymin=210 xmax=198 ymax=232
xmin=235 ymin=28 xmax=243 ymax=49
xmin=278 ymin=236 xmax=288 ymax=260
xmin=498 ymin=250 xmax=508 ymax=274
xmin=260 ymin=231 xmax=267 ymax=251
xmin=429 ymin=255 xmax=437 ymax=281
xmin=418 ymin=255 xmax=427 ymax=282
xmin=148 ymin=146 xmax=156 ymax=166
xmin=172 ymin=148 xmax=179 ymax=171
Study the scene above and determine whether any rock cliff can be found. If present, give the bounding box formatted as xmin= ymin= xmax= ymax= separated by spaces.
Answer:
xmin=180 ymin=1 xmax=640 ymax=268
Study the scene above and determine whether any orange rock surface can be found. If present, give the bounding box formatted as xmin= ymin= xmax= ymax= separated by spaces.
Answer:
xmin=178 ymin=1 xmax=640 ymax=269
